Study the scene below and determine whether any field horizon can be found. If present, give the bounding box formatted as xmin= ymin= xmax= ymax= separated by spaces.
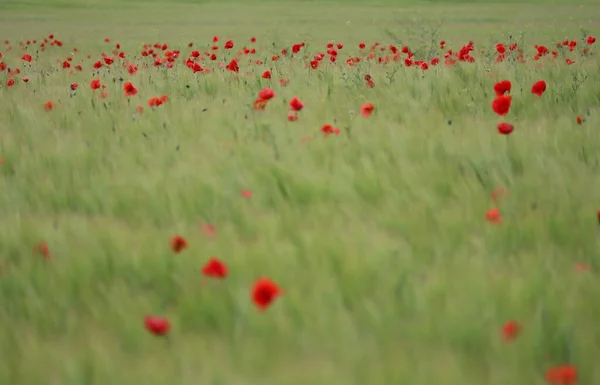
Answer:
xmin=0 ymin=1 xmax=599 ymax=384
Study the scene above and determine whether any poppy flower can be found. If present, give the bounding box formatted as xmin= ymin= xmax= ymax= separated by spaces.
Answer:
xmin=241 ymin=189 xmax=252 ymax=199
xmin=123 ymin=81 xmax=137 ymax=96
xmin=497 ymin=122 xmax=514 ymax=135
xmin=148 ymin=95 xmax=167 ymax=108
xmin=202 ymin=257 xmax=228 ymax=279
xmin=545 ymin=365 xmax=577 ymax=385
xmin=360 ymin=102 xmax=374 ymax=117
xmin=252 ymin=278 xmax=282 ymax=311
xmin=21 ymin=53 xmax=32 ymax=62
xmin=253 ymin=98 xmax=267 ymax=111
xmin=587 ymin=35 xmax=596 ymax=45
xmin=44 ymin=101 xmax=53 ymax=111
xmin=321 ymin=124 xmax=340 ymax=136
xmin=224 ymin=40 xmax=234 ymax=49
xmin=493 ymin=80 xmax=511 ymax=96
xmin=501 ymin=320 xmax=520 ymax=342
xmin=225 ymin=59 xmax=239 ymax=73
xmin=576 ymin=116 xmax=583 ymax=124
xmin=491 ymin=95 xmax=512 ymax=116
xmin=70 ymin=82 xmax=78 ymax=91
xmin=34 ymin=241 xmax=51 ymax=259
xmin=90 ymin=78 xmax=101 ymax=90
xmin=531 ymin=80 xmax=547 ymax=97
xmin=200 ymin=223 xmax=216 ymax=238
xmin=491 ymin=187 xmax=508 ymax=203
xmin=261 ymin=70 xmax=271 ymax=79
xmin=289 ymin=97 xmax=303 ymax=111
xmin=486 ymin=208 xmax=502 ymax=223
xmin=258 ymin=88 xmax=275 ymax=101
xmin=170 ymin=235 xmax=187 ymax=253
xmin=144 ymin=315 xmax=170 ymax=336
xmin=287 ymin=113 xmax=298 ymax=121
xmin=191 ymin=63 xmax=203 ymax=73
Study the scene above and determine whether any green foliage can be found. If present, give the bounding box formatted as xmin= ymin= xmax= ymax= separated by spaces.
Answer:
xmin=0 ymin=1 xmax=599 ymax=384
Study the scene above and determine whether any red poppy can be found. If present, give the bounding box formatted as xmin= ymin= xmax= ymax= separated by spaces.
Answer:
xmin=148 ymin=95 xmax=167 ymax=108
xmin=253 ymin=98 xmax=267 ymax=111
xmin=226 ymin=59 xmax=239 ymax=73
xmin=44 ymin=101 xmax=53 ymax=111
xmin=170 ymin=235 xmax=187 ymax=253
xmin=491 ymin=95 xmax=512 ymax=116
xmin=70 ymin=82 xmax=78 ymax=91
xmin=241 ymin=189 xmax=252 ymax=199
xmin=360 ymin=102 xmax=374 ymax=117
xmin=545 ymin=365 xmax=577 ymax=385
xmin=501 ymin=320 xmax=520 ymax=342
xmin=497 ymin=122 xmax=514 ymax=135
xmin=576 ymin=116 xmax=583 ymax=124
xmin=258 ymin=88 xmax=275 ymax=101
xmin=486 ymin=208 xmax=502 ymax=223
xmin=586 ymin=35 xmax=596 ymax=45
xmin=191 ymin=63 xmax=203 ymax=73
xmin=531 ymin=80 xmax=547 ymax=97
xmin=202 ymin=257 xmax=228 ymax=279
xmin=201 ymin=223 xmax=216 ymax=238
xmin=90 ymin=78 xmax=101 ymax=90
xmin=321 ymin=124 xmax=340 ymax=136
xmin=123 ymin=81 xmax=138 ymax=97
xmin=144 ymin=316 xmax=170 ymax=336
xmin=21 ymin=53 xmax=32 ymax=62
xmin=289 ymin=97 xmax=303 ymax=111
xmin=287 ymin=113 xmax=298 ymax=121
xmin=224 ymin=40 xmax=234 ymax=49
xmin=491 ymin=187 xmax=508 ymax=203
xmin=34 ymin=241 xmax=51 ymax=259
xmin=261 ymin=70 xmax=271 ymax=79
xmin=493 ymin=80 xmax=511 ymax=96
xmin=252 ymin=278 xmax=282 ymax=311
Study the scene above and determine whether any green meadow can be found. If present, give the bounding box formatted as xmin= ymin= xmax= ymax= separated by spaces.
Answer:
xmin=0 ymin=0 xmax=599 ymax=384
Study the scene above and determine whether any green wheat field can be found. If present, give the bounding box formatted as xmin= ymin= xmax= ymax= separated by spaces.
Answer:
xmin=0 ymin=0 xmax=599 ymax=384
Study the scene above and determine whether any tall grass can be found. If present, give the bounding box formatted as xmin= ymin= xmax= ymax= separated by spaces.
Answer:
xmin=0 ymin=2 xmax=599 ymax=384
